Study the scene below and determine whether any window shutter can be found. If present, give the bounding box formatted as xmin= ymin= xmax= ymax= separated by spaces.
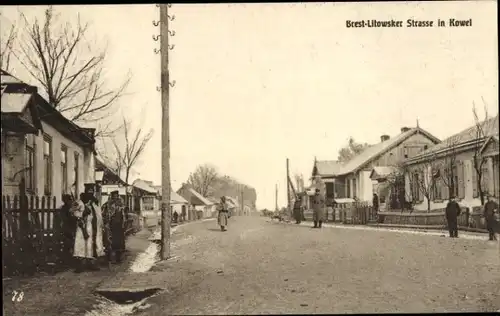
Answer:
xmin=458 ymin=161 xmax=465 ymax=199
xmin=472 ymin=166 xmax=478 ymax=198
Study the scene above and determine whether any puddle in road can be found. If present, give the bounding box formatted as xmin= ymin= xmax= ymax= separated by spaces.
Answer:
xmin=84 ymin=225 xmax=182 ymax=316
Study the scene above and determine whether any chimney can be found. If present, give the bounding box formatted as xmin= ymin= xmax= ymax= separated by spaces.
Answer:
xmin=380 ymin=135 xmax=390 ymax=142
xmin=401 ymin=127 xmax=411 ymax=133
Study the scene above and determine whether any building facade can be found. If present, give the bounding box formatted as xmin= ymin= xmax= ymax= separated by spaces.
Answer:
xmin=403 ymin=117 xmax=499 ymax=211
xmin=312 ymin=126 xmax=440 ymax=206
xmin=1 ymin=70 xmax=96 ymax=200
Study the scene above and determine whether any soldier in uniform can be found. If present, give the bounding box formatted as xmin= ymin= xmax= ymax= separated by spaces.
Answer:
xmin=312 ymin=188 xmax=325 ymax=228
xmin=102 ymin=190 xmax=126 ymax=264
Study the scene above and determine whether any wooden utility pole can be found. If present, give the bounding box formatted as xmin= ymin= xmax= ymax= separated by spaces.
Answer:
xmin=286 ymin=158 xmax=291 ymax=215
xmin=160 ymin=3 xmax=171 ymax=261
xmin=275 ymin=183 xmax=278 ymax=212
xmin=241 ymin=188 xmax=244 ymax=216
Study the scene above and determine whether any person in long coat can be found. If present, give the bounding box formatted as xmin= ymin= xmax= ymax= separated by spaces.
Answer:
xmin=72 ymin=193 xmax=97 ymax=272
xmin=102 ymin=191 xmax=126 ymax=263
xmin=86 ymin=192 xmax=105 ymax=259
xmin=293 ymin=195 xmax=304 ymax=224
xmin=445 ymin=195 xmax=461 ymax=238
xmin=218 ymin=196 xmax=229 ymax=231
xmin=56 ymin=194 xmax=76 ymax=265
xmin=483 ymin=195 xmax=499 ymax=241
xmin=312 ymin=188 xmax=326 ymax=228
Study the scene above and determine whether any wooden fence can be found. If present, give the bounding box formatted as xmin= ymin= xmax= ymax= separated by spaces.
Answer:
xmin=2 ymin=195 xmax=65 ymax=276
xmin=303 ymin=202 xmax=377 ymax=225
xmin=378 ymin=206 xmax=489 ymax=231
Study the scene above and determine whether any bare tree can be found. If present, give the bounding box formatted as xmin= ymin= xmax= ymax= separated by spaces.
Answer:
xmin=11 ymin=6 xmax=130 ymax=126
xmin=111 ymin=117 xmax=153 ymax=184
xmin=471 ymin=102 xmax=498 ymax=205
xmin=439 ymin=135 xmax=462 ymax=199
xmin=408 ymin=157 xmax=440 ymax=211
xmin=187 ymin=164 xmax=219 ymax=197
xmin=0 ymin=18 xmax=16 ymax=72
xmin=337 ymin=137 xmax=371 ymax=163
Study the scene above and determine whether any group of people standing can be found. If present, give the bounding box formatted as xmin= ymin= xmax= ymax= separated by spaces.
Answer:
xmin=292 ymin=188 xmax=325 ymax=228
xmin=446 ymin=194 xmax=499 ymax=240
xmin=58 ymin=188 xmax=127 ymax=272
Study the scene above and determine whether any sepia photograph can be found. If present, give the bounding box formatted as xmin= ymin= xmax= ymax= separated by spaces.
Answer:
xmin=1 ymin=1 xmax=499 ymax=315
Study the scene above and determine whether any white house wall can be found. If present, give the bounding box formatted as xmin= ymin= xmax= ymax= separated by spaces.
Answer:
xmin=28 ymin=121 xmax=93 ymax=200
xmin=357 ymin=170 xmax=373 ymax=201
xmin=407 ymin=150 xmax=499 ymax=211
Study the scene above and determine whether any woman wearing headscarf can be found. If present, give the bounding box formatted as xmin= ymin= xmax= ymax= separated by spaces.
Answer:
xmin=218 ymin=196 xmax=229 ymax=231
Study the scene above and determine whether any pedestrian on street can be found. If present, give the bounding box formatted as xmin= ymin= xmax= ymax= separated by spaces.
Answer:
xmin=445 ymin=195 xmax=461 ymax=238
xmin=71 ymin=193 xmax=98 ymax=272
xmin=181 ymin=207 xmax=186 ymax=222
xmin=293 ymin=195 xmax=304 ymax=224
xmin=84 ymin=187 xmax=105 ymax=261
xmin=483 ymin=194 xmax=499 ymax=241
xmin=173 ymin=210 xmax=179 ymax=223
xmin=102 ymin=190 xmax=127 ymax=264
xmin=57 ymin=194 xmax=76 ymax=265
xmin=312 ymin=188 xmax=325 ymax=228
xmin=218 ymin=196 xmax=229 ymax=231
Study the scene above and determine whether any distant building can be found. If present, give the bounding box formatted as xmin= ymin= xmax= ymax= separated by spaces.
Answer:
xmin=177 ymin=183 xmax=214 ymax=219
xmin=1 ymin=70 xmax=96 ymax=200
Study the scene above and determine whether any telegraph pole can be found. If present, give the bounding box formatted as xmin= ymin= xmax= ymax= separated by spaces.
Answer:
xmin=241 ymin=188 xmax=244 ymax=216
xmin=275 ymin=183 xmax=278 ymax=212
xmin=159 ymin=3 xmax=171 ymax=260
xmin=286 ymin=158 xmax=291 ymax=216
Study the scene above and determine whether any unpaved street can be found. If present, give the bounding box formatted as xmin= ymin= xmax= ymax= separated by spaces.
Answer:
xmin=138 ymin=216 xmax=500 ymax=315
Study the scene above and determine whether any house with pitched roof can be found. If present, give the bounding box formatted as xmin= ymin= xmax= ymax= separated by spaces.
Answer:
xmin=312 ymin=126 xmax=441 ymax=206
xmin=177 ymin=183 xmax=215 ymax=219
xmin=403 ymin=116 xmax=499 ymax=211
xmin=1 ymin=70 xmax=96 ymax=199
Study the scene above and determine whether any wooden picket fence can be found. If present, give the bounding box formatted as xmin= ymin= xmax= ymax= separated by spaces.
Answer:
xmin=302 ymin=202 xmax=377 ymax=225
xmin=2 ymin=195 xmax=65 ymax=276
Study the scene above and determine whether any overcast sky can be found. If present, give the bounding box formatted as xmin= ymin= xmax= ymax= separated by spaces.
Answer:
xmin=1 ymin=2 xmax=497 ymax=210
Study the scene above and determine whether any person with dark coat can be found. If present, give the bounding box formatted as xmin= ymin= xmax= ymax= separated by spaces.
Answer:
xmin=293 ymin=195 xmax=304 ymax=224
xmin=102 ymin=190 xmax=126 ymax=263
xmin=372 ymin=193 xmax=379 ymax=212
xmin=445 ymin=195 xmax=461 ymax=238
xmin=483 ymin=195 xmax=499 ymax=241
xmin=56 ymin=194 xmax=76 ymax=265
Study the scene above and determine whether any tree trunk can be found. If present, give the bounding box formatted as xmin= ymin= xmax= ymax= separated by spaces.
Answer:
xmin=427 ymin=196 xmax=431 ymax=212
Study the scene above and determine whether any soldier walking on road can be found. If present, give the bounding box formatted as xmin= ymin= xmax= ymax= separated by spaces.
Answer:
xmin=483 ymin=195 xmax=499 ymax=241
xmin=218 ymin=196 xmax=229 ymax=231
xmin=445 ymin=195 xmax=461 ymax=238
xmin=312 ymin=188 xmax=325 ymax=228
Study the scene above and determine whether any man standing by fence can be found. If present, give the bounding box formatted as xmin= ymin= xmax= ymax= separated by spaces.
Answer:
xmin=445 ymin=195 xmax=461 ymax=238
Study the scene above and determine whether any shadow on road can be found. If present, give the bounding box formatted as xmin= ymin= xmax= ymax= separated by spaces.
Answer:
xmin=208 ymin=228 xmax=222 ymax=232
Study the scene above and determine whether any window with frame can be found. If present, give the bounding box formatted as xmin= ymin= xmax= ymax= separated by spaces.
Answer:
xmin=481 ymin=163 xmax=490 ymax=195
xmin=346 ymin=179 xmax=351 ymax=198
xmin=433 ymin=176 xmax=442 ymax=200
xmin=25 ymin=138 xmax=35 ymax=193
xmin=412 ymin=172 xmax=421 ymax=202
xmin=352 ymin=179 xmax=357 ymax=199
xmin=61 ymin=145 xmax=68 ymax=194
xmin=74 ymin=152 xmax=79 ymax=196
xmin=43 ymin=135 xmax=52 ymax=195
